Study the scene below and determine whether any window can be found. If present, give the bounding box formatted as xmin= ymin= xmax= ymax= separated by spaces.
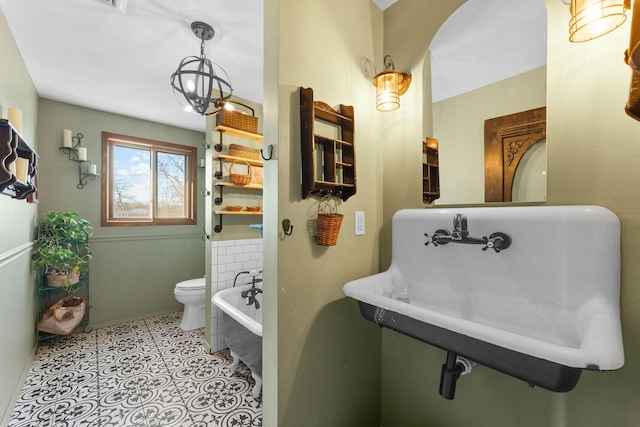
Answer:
xmin=101 ymin=132 xmax=197 ymax=226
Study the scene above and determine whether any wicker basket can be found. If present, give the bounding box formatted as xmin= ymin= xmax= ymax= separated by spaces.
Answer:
xmin=229 ymin=144 xmax=260 ymax=160
xmin=316 ymin=196 xmax=343 ymax=246
xmin=216 ymin=101 xmax=258 ymax=133
xmin=229 ymin=160 xmax=252 ymax=186
xmin=250 ymin=166 xmax=263 ymax=185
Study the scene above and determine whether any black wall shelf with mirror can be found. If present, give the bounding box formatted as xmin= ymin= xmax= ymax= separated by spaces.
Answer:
xmin=0 ymin=119 xmax=38 ymax=200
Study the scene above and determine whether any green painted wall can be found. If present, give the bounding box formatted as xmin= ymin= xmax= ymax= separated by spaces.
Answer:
xmin=379 ymin=0 xmax=640 ymax=425
xmin=263 ymin=0 xmax=384 ymax=425
xmin=37 ymin=99 xmax=206 ymax=327
xmin=0 ymin=7 xmax=39 ymax=425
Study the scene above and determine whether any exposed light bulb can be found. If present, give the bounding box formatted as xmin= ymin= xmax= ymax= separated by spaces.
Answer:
xmin=186 ymin=80 xmax=195 ymax=92
xmin=224 ymin=103 xmax=235 ymax=111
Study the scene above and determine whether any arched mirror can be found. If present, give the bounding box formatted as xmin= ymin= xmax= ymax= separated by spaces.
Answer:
xmin=428 ymin=0 xmax=547 ymax=204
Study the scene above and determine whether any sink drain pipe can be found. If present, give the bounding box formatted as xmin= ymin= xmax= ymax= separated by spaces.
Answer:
xmin=439 ymin=352 xmax=477 ymax=399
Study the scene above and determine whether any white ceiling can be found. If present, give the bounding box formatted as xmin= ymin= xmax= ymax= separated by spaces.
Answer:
xmin=0 ymin=0 xmax=545 ymax=132
xmin=0 ymin=0 xmax=263 ymax=132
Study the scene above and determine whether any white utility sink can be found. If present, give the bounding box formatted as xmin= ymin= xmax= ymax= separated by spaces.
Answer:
xmin=343 ymin=206 xmax=624 ymax=396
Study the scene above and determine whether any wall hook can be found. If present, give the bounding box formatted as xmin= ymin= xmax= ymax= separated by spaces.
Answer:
xmin=201 ymin=180 xmax=210 ymax=197
xmin=201 ymin=225 xmax=211 ymax=241
xmin=261 ymin=145 xmax=273 ymax=161
xmin=282 ymin=218 xmax=293 ymax=236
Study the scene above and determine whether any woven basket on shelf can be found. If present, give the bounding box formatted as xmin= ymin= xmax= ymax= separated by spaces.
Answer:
xmin=250 ymin=165 xmax=263 ymax=185
xmin=316 ymin=196 xmax=343 ymax=246
xmin=229 ymin=144 xmax=260 ymax=160
xmin=229 ymin=160 xmax=252 ymax=186
xmin=216 ymin=101 xmax=258 ymax=133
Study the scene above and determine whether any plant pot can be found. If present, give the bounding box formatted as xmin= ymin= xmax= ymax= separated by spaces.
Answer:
xmin=46 ymin=271 xmax=80 ymax=288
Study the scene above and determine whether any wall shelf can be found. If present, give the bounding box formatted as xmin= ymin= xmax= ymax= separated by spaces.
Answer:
xmin=213 ymin=210 xmax=263 ymax=233
xmin=299 ymin=87 xmax=356 ymax=201
xmin=59 ymin=132 xmax=99 ymax=189
xmin=213 ymin=125 xmax=264 ymax=152
xmin=212 ymin=125 xmax=264 ymax=232
xmin=214 ymin=210 xmax=263 ymax=215
xmin=0 ymin=119 xmax=38 ymax=200
xmin=422 ymin=137 xmax=440 ymax=204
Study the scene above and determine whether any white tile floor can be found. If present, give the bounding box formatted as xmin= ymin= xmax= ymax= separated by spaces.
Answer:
xmin=9 ymin=312 xmax=262 ymax=427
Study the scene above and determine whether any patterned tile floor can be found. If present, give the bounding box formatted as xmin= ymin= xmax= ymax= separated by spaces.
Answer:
xmin=9 ymin=312 xmax=262 ymax=427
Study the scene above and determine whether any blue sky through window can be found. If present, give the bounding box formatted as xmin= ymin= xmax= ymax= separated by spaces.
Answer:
xmin=113 ymin=145 xmax=151 ymax=217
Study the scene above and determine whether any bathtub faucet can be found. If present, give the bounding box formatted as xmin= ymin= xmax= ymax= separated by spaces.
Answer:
xmin=241 ymin=283 xmax=262 ymax=309
xmin=234 ymin=270 xmax=262 ymax=287
xmin=240 ymin=270 xmax=262 ymax=308
xmin=424 ymin=214 xmax=512 ymax=253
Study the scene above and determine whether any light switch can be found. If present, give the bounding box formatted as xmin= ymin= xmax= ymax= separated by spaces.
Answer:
xmin=355 ymin=211 xmax=365 ymax=235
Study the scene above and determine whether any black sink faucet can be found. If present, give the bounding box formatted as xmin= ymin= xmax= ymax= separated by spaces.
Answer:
xmin=450 ymin=214 xmax=486 ymax=244
xmin=425 ymin=214 xmax=512 ymax=253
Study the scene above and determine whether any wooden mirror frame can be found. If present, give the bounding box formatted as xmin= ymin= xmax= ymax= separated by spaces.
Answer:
xmin=484 ymin=106 xmax=546 ymax=202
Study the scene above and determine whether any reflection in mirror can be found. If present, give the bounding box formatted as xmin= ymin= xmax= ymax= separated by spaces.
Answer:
xmin=428 ymin=0 xmax=547 ymax=204
xmin=484 ymin=106 xmax=546 ymax=203
xmin=512 ymin=139 xmax=546 ymax=202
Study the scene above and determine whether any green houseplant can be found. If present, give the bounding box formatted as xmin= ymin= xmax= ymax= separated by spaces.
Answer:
xmin=32 ymin=211 xmax=93 ymax=288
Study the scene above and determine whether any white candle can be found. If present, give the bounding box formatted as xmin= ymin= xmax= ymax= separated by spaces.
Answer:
xmin=90 ymin=164 xmax=97 ymax=175
xmin=63 ymin=129 xmax=72 ymax=147
xmin=78 ymin=147 xmax=87 ymax=161
xmin=16 ymin=158 xmax=29 ymax=182
xmin=8 ymin=107 xmax=22 ymax=133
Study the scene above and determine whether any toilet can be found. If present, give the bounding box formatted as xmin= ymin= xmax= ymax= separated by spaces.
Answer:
xmin=174 ymin=277 xmax=206 ymax=330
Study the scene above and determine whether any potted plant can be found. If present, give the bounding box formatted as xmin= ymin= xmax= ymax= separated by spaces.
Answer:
xmin=32 ymin=211 xmax=93 ymax=288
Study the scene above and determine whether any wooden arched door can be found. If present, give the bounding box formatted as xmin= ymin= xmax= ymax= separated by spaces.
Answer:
xmin=484 ymin=106 xmax=546 ymax=202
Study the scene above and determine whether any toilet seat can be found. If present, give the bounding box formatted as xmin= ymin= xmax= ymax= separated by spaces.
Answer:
xmin=175 ymin=278 xmax=205 ymax=291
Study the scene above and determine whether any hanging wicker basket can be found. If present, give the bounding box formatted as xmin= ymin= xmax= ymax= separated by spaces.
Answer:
xmin=316 ymin=195 xmax=343 ymax=246
xmin=229 ymin=160 xmax=253 ymax=186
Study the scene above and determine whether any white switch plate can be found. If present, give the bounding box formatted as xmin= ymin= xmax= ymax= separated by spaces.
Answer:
xmin=355 ymin=211 xmax=365 ymax=235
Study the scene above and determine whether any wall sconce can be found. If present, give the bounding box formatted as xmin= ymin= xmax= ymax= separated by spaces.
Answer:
xmin=569 ymin=0 xmax=629 ymax=42
xmin=59 ymin=130 xmax=99 ymax=189
xmin=372 ymin=55 xmax=412 ymax=111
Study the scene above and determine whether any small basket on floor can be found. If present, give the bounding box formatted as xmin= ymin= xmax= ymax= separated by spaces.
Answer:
xmin=316 ymin=195 xmax=343 ymax=246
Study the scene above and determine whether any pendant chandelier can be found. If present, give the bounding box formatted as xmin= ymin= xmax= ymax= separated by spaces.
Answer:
xmin=171 ymin=21 xmax=233 ymax=115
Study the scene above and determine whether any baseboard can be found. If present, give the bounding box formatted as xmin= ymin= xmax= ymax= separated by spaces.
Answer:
xmin=88 ymin=307 xmax=182 ymax=330
xmin=1 ymin=343 xmax=36 ymax=427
